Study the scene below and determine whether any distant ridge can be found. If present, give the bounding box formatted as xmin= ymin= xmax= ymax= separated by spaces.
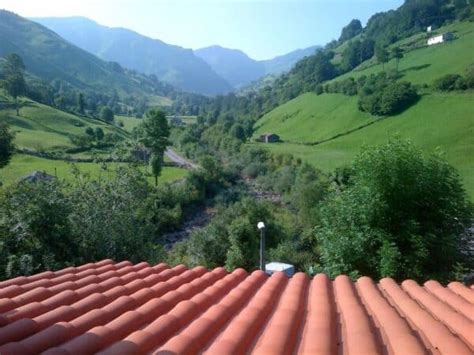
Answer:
xmin=32 ymin=16 xmax=233 ymax=96
xmin=0 ymin=10 xmax=168 ymax=98
xmin=195 ymin=45 xmax=321 ymax=89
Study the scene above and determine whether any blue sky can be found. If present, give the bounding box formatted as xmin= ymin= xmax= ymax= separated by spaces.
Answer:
xmin=2 ymin=0 xmax=404 ymax=60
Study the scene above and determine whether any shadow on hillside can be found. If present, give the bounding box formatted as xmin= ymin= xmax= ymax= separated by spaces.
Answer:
xmin=288 ymin=94 xmax=425 ymax=147
xmin=22 ymin=100 xmax=39 ymax=108
xmin=5 ymin=116 xmax=34 ymax=130
xmin=400 ymin=63 xmax=431 ymax=74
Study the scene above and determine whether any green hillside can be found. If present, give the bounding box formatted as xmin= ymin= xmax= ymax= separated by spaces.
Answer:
xmin=0 ymin=98 xmax=125 ymax=152
xmin=0 ymin=97 xmax=188 ymax=186
xmin=252 ymin=20 xmax=474 ymax=199
xmin=254 ymin=93 xmax=376 ymax=144
xmin=0 ymin=154 xmax=187 ymax=186
xmin=0 ymin=10 xmax=173 ymax=99
xmin=333 ymin=21 xmax=474 ymax=86
xmin=254 ymin=91 xmax=474 ymax=198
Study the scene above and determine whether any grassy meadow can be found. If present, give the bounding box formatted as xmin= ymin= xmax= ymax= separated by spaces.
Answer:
xmin=253 ymin=91 xmax=474 ymax=199
xmin=252 ymin=20 xmax=474 ymax=199
xmin=1 ymin=99 xmax=125 ymax=151
xmin=0 ymin=96 xmax=188 ymax=187
xmin=332 ymin=21 xmax=474 ymax=86
xmin=0 ymin=154 xmax=188 ymax=186
xmin=254 ymin=93 xmax=376 ymax=144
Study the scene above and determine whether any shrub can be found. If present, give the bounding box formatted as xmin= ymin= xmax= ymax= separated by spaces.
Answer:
xmin=359 ymin=81 xmax=418 ymax=116
xmin=316 ymin=138 xmax=472 ymax=282
xmin=0 ymin=122 xmax=15 ymax=169
xmin=0 ymin=180 xmax=75 ymax=278
xmin=0 ymin=168 xmax=176 ymax=280
xmin=315 ymin=85 xmax=323 ymax=95
xmin=433 ymin=74 xmax=464 ymax=91
xmin=100 ymin=106 xmax=114 ymax=122
xmin=464 ymin=64 xmax=474 ymax=88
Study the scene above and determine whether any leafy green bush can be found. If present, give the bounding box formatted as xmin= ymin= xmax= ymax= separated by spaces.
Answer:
xmin=434 ymin=68 xmax=474 ymax=91
xmin=433 ymin=74 xmax=464 ymax=91
xmin=100 ymin=106 xmax=114 ymax=122
xmin=0 ymin=122 xmax=15 ymax=169
xmin=465 ymin=64 xmax=474 ymax=88
xmin=0 ymin=166 xmax=211 ymax=280
xmin=168 ymin=198 xmax=284 ymax=271
xmin=316 ymin=138 xmax=472 ymax=282
xmin=359 ymin=81 xmax=419 ymax=116
xmin=0 ymin=180 xmax=75 ymax=278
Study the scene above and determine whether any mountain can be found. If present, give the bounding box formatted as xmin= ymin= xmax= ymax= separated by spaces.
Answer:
xmin=0 ymin=10 xmax=170 ymax=98
xmin=261 ymin=46 xmax=320 ymax=75
xmin=31 ymin=17 xmax=233 ymax=96
xmin=195 ymin=45 xmax=320 ymax=89
xmin=194 ymin=46 xmax=265 ymax=89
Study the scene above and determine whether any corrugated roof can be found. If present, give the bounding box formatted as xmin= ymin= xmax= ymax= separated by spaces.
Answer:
xmin=0 ymin=260 xmax=472 ymax=354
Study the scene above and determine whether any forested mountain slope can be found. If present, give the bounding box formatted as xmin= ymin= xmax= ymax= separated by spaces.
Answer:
xmin=0 ymin=11 xmax=171 ymax=98
xmin=32 ymin=16 xmax=233 ymax=95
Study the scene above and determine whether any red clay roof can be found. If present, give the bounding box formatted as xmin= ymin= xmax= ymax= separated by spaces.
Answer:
xmin=0 ymin=259 xmax=472 ymax=354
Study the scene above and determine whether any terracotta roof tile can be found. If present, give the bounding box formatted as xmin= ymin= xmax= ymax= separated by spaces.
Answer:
xmin=0 ymin=260 xmax=472 ymax=355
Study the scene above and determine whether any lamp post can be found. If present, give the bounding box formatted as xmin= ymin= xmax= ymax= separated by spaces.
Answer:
xmin=257 ymin=222 xmax=266 ymax=271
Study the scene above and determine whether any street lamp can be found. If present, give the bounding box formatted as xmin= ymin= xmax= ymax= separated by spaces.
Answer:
xmin=257 ymin=222 xmax=266 ymax=271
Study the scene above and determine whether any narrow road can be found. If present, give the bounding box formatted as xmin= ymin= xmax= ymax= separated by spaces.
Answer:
xmin=165 ymin=148 xmax=198 ymax=169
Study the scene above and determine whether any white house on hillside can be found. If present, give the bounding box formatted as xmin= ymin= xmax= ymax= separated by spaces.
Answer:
xmin=427 ymin=32 xmax=454 ymax=46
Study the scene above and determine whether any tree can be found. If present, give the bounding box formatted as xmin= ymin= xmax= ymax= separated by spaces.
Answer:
xmin=339 ymin=19 xmax=363 ymax=43
xmin=465 ymin=64 xmax=474 ymax=89
xmin=1 ymin=54 xmax=27 ymax=116
xmin=433 ymin=74 xmax=464 ymax=91
xmin=341 ymin=40 xmax=375 ymax=72
xmin=316 ymin=138 xmax=472 ymax=282
xmin=2 ymin=53 xmax=25 ymax=73
xmin=375 ymin=45 xmax=389 ymax=70
xmin=230 ymin=123 xmax=246 ymax=141
xmin=141 ymin=110 xmax=170 ymax=186
xmin=0 ymin=168 xmax=165 ymax=279
xmin=0 ymin=180 xmax=74 ymax=278
xmin=0 ymin=123 xmax=15 ymax=169
xmin=100 ymin=106 xmax=114 ymax=123
xmin=77 ymin=93 xmax=85 ymax=114
xmin=85 ymin=127 xmax=94 ymax=137
xmin=391 ymin=47 xmax=404 ymax=72
xmin=377 ymin=81 xmax=419 ymax=115
xmin=94 ymin=127 xmax=104 ymax=141
xmin=55 ymin=96 xmax=66 ymax=110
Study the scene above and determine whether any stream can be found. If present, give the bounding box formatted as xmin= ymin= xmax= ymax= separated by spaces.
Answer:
xmin=162 ymin=206 xmax=216 ymax=250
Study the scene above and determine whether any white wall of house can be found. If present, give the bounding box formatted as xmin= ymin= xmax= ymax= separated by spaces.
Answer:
xmin=428 ymin=35 xmax=445 ymax=45
xmin=427 ymin=33 xmax=453 ymax=46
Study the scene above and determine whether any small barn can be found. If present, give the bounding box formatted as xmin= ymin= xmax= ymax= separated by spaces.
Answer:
xmin=427 ymin=32 xmax=454 ymax=46
xmin=259 ymin=133 xmax=280 ymax=143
